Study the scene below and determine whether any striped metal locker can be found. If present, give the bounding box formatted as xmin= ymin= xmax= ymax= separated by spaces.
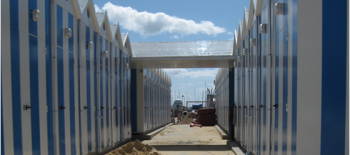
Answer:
xmin=95 ymin=11 xmax=113 ymax=149
xmin=77 ymin=0 xmax=100 ymax=153
xmin=53 ymin=1 xmax=81 ymax=155
xmin=2 ymin=0 xmax=50 ymax=154
xmin=110 ymin=23 xmax=123 ymax=145
xmin=119 ymin=46 xmax=125 ymax=141
xmin=121 ymin=33 xmax=132 ymax=141
xmin=144 ymin=69 xmax=149 ymax=131
xmin=123 ymin=33 xmax=132 ymax=140
xmin=126 ymin=54 xmax=131 ymax=140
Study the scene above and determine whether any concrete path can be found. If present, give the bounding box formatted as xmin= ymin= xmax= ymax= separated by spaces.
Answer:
xmin=142 ymin=124 xmax=235 ymax=155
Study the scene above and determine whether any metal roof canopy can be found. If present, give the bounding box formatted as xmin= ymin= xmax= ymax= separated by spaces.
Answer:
xmin=130 ymin=40 xmax=234 ymax=69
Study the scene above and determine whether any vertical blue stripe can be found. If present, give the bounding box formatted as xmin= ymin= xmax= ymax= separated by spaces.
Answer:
xmin=77 ymin=20 xmax=83 ymax=155
xmin=57 ymin=48 xmax=65 ymax=155
xmin=115 ymin=47 xmax=118 ymax=130
xmin=262 ymin=45 xmax=266 ymax=153
xmin=122 ymin=52 xmax=125 ymax=139
xmin=106 ymin=60 xmax=109 ymax=146
xmin=94 ymin=32 xmax=99 ymax=151
xmin=291 ymin=15 xmax=298 ymax=155
xmin=87 ymin=59 xmax=92 ymax=152
xmin=28 ymin=0 xmax=38 ymax=36
xmin=257 ymin=15 xmax=261 ymax=154
xmin=274 ymin=32 xmax=279 ymax=155
xmin=56 ymin=6 xmax=63 ymax=47
xmin=86 ymin=26 xmax=92 ymax=152
xmin=131 ymin=69 xmax=137 ymax=132
xmin=29 ymin=35 xmax=41 ymax=155
xmin=100 ymin=36 xmax=103 ymax=65
xmin=321 ymin=0 xmax=347 ymax=154
xmin=105 ymin=40 xmax=110 ymax=145
xmin=69 ymin=52 xmax=76 ymax=155
xmin=2 ymin=77 xmax=5 ymax=155
xmin=45 ymin=0 xmax=54 ymax=153
xmin=105 ymin=40 xmax=108 ymax=67
xmin=10 ymin=0 xmax=19 ymax=28
xmin=119 ymin=50 xmax=123 ymax=140
xmin=86 ymin=26 xmax=90 ymax=59
xmin=282 ymin=27 xmax=288 ymax=154
xmin=10 ymin=0 xmax=22 ymax=154
xmin=128 ymin=57 xmax=131 ymax=135
xmin=229 ymin=68 xmax=235 ymax=133
xmin=68 ymin=14 xmax=74 ymax=52
xmin=100 ymin=36 xmax=104 ymax=148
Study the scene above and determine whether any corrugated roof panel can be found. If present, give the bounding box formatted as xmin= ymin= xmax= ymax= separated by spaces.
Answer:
xmin=131 ymin=41 xmax=234 ymax=58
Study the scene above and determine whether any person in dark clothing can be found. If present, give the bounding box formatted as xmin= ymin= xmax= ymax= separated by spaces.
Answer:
xmin=229 ymin=104 xmax=235 ymax=141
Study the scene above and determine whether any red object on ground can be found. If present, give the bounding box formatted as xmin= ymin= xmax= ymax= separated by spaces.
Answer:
xmin=190 ymin=123 xmax=203 ymax=128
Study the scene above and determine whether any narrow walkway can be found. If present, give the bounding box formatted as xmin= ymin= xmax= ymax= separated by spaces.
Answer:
xmin=143 ymin=125 xmax=235 ymax=155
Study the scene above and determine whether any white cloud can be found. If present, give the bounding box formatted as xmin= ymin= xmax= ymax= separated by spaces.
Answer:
xmin=181 ymin=83 xmax=193 ymax=86
xmin=196 ymin=87 xmax=207 ymax=91
xmin=94 ymin=4 xmax=102 ymax=12
xmin=163 ymin=68 xmax=218 ymax=78
xmin=227 ymin=32 xmax=233 ymax=35
xmin=171 ymin=35 xmax=179 ymax=39
xmin=96 ymin=2 xmax=226 ymax=36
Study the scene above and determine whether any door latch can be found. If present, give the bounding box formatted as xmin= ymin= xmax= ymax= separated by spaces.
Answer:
xmin=23 ymin=105 xmax=32 ymax=110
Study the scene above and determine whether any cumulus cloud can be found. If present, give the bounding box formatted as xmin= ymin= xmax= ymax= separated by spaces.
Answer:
xmin=95 ymin=2 xmax=226 ymax=36
xmin=181 ymin=83 xmax=193 ymax=86
xmin=171 ymin=35 xmax=179 ymax=39
xmin=163 ymin=68 xmax=218 ymax=78
xmin=94 ymin=5 xmax=102 ymax=12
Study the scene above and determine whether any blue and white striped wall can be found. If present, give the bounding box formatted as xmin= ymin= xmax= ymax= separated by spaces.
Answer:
xmin=215 ymin=67 xmax=230 ymax=133
xmin=2 ymin=0 xmax=49 ymax=154
xmin=1 ymin=0 xmax=132 ymax=154
xmin=121 ymin=33 xmax=132 ymax=141
xmin=77 ymin=0 xmax=100 ymax=153
xmin=53 ymin=1 xmax=80 ymax=155
xmin=110 ymin=23 xmax=124 ymax=147
xmin=131 ymin=68 xmax=172 ymax=135
xmin=226 ymin=0 xmax=349 ymax=155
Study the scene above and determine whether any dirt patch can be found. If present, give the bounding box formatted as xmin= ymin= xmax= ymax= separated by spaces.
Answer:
xmin=105 ymin=139 xmax=161 ymax=155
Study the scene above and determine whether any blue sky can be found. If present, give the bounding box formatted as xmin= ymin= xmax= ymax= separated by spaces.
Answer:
xmin=94 ymin=0 xmax=250 ymax=104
